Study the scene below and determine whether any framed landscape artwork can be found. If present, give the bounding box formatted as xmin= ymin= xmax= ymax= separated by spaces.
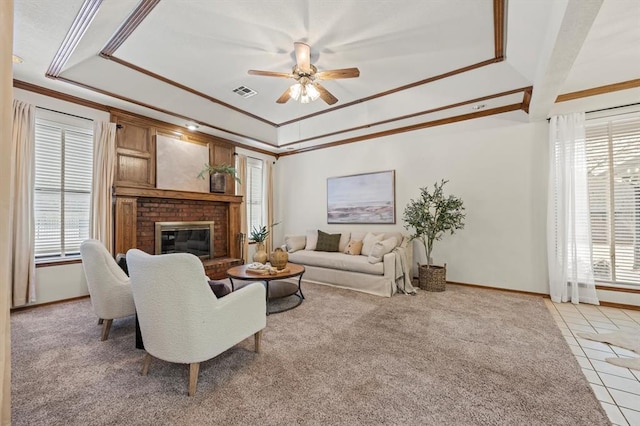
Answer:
xmin=327 ymin=170 xmax=396 ymax=224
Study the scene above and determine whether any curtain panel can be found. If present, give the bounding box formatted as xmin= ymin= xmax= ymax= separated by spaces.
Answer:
xmin=11 ymin=100 xmax=36 ymax=307
xmin=91 ymin=122 xmax=117 ymax=254
xmin=547 ymin=112 xmax=599 ymax=305
xmin=236 ymin=154 xmax=249 ymax=263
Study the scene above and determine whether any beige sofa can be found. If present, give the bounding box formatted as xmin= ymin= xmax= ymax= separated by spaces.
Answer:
xmin=282 ymin=230 xmax=415 ymax=297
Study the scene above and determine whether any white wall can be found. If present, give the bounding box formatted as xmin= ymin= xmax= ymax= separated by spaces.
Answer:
xmin=276 ymin=114 xmax=551 ymax=294
xmin=13 ymin=88 xmax=110 ymax=306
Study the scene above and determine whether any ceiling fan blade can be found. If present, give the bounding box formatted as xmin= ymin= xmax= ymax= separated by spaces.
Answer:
xmin=315 ymin=68 xmax=360 ymax=80
xmin=294 ymin=42 xmax=311 ymax=74
xmin=313 ymin=82 xmax=338 ymax=105
xmin=276 ymin=87 xmax=291 ymax=104
xmin=248 ymin=70 xmax=292 ymax=78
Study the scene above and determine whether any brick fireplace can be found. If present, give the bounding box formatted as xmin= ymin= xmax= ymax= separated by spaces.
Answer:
xmin=113 ymin=186 xmax=243 ymax=279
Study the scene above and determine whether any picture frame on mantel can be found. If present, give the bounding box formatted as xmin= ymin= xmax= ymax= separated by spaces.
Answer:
xmin=327 ymin=170 xmax=396 ymax=224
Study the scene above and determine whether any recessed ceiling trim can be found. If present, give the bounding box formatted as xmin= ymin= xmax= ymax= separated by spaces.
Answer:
xmin=277 ymin=58 xmax=503 ymax=127
xmin=13 ymin=79 xmax=109 ymax=112
xmin=100 ymin=0 xmax=160 ymax=56
xmin=102 ymin=55 xmax=278 ymax=127
xmin=555 ymin=78 xmax=640 ymax=103
xmin=278 ymin=104 xmax=524 ymax=157
xmin=95 ymin=0 xmax=506 ymax=128
xmin=280 ymin=86 xmax=532 ymax=147
xmin=45 ymin=0 xmax=103 ymax=78
xmin=51 ymin=75 xmax=279 ymax=147
xmin=494 ymin=0 xmax=506 ymax=59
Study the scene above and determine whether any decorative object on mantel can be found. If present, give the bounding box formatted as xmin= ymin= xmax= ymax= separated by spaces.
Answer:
xmin=269 ymin=247 xmax=289 ymax=270
xmin=198 ymin=163 xmax=241 ymax=193
xmin=250 ymin=222 xmax=280 ymax=264
xmin=403 ymin=179 xmax=465 ymax=292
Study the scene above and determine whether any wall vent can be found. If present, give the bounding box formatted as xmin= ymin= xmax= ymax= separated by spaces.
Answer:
xmin=233 ymin=85 xmax=258 ymax=99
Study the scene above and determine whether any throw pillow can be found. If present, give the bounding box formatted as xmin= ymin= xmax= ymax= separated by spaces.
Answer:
xmin=284 ymin=235 xmax=306 ymax=253
xmin=208 ymin=280 xmax=232 ymax=298
xmin=344 ymin=240 xmax=363 ymax=255
xmin=361 ymin=232 xmax=384 ymax=256
xmin=367 ymin=237 xmax=398 ymax=264
xmin=338 ymin=232 xmax=351 ymax=252
xmin=304 ymin=230 xmax=318 ymax=250
xmin=315 ymin=230 xmax=341 ymax=252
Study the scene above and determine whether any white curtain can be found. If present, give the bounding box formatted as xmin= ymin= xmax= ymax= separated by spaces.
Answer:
xmin=11 ymin=100 xmax=36 ymax=307
xmin=91 ymin=122 xmax=117 ymax=254
xmin=2 ymin=1 xmax=15 ymax=419
xmin=236 ymin=154 xmax=249 ymax=263
xmin=547 ymin=112 xmax=599 ymax=305
xmin=265 ymin=160 xmax=274 ymax=253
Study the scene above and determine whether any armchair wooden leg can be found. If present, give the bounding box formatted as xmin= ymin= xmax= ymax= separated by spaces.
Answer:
xmin=188 ymin=363 xmax=200 ymax=397
xmin=254 ymin=330 xmax=263 ymax=353
xmin=100 ymin=319 xmax=113 ymax=341
xmin=97 ymin=318 xmax=104 ymax=325
xmin=141 ymin=353 xmax=152 ymax=376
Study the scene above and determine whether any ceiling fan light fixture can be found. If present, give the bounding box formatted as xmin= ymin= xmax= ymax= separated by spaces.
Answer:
xmin=289 ymin=83 xmax=302 ymax=101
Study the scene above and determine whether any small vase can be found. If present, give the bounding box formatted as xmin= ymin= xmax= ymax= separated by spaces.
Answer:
xmin=269 ymin=247 xmax=288 ymax=270
xmin=253 ymin=242 xmax=268 ymax=264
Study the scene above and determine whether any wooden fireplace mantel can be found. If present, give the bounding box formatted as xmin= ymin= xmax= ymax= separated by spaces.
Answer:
xmin=113 ymin=185 xmax=243 ymax=261
xmin=114 ymin=185 xmax=243 ymax=204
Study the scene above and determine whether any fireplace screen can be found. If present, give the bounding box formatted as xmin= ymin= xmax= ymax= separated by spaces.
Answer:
xmin=155 ymin=221 xmax=214 ymax=260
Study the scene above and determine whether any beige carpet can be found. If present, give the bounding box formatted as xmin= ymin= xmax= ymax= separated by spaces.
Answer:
xmin=11 ymin=283 xmax=609 ymax=425
xmin=578 ymin=330 xmax=640 ymax=371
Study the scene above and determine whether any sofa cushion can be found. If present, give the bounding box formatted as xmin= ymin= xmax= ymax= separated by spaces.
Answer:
xmin=338 ymin=232 xmax=351 ymax=252
xmin=288 ymin=250 xmax=384 ymax=275
xmin=284 ymin=235 xmax=306 ymax=253
xmin=304 ymin=230 xmax=318 ymax=250
xmin=208 ymin=280 xmax=232 ymax=298
xmin=344 ymin=240 xmax=363 ymax=255
xmin=315 ymin=230 xmax=341 ymax=252
xmin=368 ymin=237 xmax=397 ymax=264
xmin=362 ymin=232 xmax=385 ymax=256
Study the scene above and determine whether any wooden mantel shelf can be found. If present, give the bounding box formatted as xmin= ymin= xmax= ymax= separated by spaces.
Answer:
xmin=114 ymin=185 xmax=243 ymax=204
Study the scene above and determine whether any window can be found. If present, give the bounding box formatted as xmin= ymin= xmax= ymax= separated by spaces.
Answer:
xmin=585 ymin=110 xmax=640 ymax=286
xmin=34 ymin=117 xmax=93 ymax=260
xmin=246 ymin=157 xmax=264 ymax=241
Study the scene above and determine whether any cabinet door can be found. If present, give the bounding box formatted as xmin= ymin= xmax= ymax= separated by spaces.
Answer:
xmin=114 ymin=197 xmax=137 ymax=254
xmin=114 ymin=119 xmax=155 ymax=187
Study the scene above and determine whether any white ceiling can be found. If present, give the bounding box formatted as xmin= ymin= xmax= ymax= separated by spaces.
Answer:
xmin=12 ymin=0 xmax=640 ymax=154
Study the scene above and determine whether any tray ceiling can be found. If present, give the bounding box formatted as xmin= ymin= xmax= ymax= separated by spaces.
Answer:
xmin=12 ymin=0 xmax=640 ymax=154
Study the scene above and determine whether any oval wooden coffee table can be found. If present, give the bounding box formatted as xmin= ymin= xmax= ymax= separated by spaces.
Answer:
xmin=226 ymin=263 xmax=305 ymax=315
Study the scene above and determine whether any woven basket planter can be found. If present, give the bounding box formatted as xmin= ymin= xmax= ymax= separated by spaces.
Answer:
xmin=418 ymin=264 xmax=447 ymax=292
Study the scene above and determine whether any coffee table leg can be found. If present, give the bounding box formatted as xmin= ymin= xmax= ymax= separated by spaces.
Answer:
xmin=265 ymin=280 xmax=270 ymax=315
xmin=298 ymin=274 xmax=305 ymax=300
xmin=229 ymin=278 xmax=235 ymax=291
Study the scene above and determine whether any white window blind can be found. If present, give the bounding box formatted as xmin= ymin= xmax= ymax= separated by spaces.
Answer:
xmin=246 ymin=157 xmax=264 ymax=240
xmin=585 ymin=111 xmax=640 ymax=286
xmin=34 ymin=118 xmax=93 ymax=260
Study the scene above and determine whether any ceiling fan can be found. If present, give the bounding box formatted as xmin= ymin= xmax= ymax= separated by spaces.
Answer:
xmin=248 ymin=42 xmax=360 ymax=105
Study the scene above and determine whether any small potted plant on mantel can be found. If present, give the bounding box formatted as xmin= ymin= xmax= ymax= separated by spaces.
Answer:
xmin=402 ymin=179 xmax=465 ymax=292
xmin=198 ymin=163 xmax=241 ymax=193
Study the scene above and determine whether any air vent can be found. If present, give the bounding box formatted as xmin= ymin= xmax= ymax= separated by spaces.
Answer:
xmin=233 ymin=85 xmax=258 ymax=99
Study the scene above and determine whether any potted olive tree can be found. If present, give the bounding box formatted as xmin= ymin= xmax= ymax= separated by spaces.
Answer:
xmin=198 ymin=163 xmax=241 ymax=193
xmin=402 ymin=179 xmax=465 ymax=291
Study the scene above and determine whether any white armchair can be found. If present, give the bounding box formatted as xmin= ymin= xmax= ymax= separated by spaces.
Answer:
xmin=125 ymin=249 xmax=266 ymax=396
xmin=80 ymin=239 xmax=136 ymax=340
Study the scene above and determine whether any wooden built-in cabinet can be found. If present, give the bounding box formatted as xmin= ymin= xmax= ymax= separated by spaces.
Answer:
xmin=110 ymin=110 xmax=242 ymax=259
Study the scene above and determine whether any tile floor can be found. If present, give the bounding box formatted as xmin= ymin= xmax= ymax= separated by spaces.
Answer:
xmin=545 ymin=300 xmax=640 ymax=426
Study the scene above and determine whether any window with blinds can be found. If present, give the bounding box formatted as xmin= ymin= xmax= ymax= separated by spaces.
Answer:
xmin=585 ymin=111 xmax=640 ymax=286
xmin=34 ymin=118 xmax=93 ymax=260
xmin=246 ymin=157 xmax=264 ymax=240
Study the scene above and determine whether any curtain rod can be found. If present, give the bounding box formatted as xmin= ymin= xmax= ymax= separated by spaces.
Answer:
xmin=548 ymin=102 xmax=640 ymax=121
xmin=36 ymin=106 xmax=93 ymax=122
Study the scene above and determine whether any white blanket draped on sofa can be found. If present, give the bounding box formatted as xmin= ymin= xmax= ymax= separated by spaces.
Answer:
xmin=393 ymin=246 xmax=416 ymax=294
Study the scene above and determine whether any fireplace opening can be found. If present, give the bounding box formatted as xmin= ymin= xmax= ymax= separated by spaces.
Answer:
xmin=155 ymin=221 xmax=214 ymax=260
